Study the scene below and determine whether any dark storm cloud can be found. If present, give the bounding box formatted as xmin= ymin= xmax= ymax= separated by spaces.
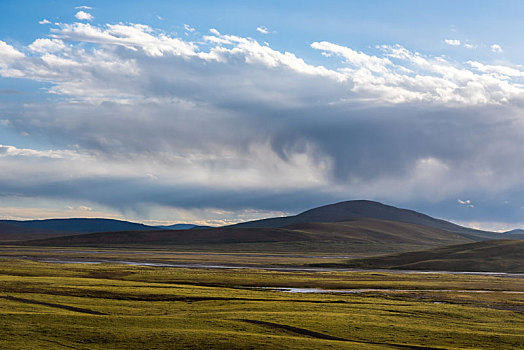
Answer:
xmin=0 ymin=175 xmax=339 ymax=215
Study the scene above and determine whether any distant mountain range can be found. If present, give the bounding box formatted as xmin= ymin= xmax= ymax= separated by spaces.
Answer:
xmin=16 ymin=218 xmax=474 ymax=250
xmin=2 ymin=218 xmax=155 ymax=233
xmin=2 ymin=199 xmax=521 ymax=272
xmin=155 ymin=224 xmax=210 ymax=230
xmin=4 ymin=200 xmax=520 ymax=256
xmin=0 ymin=218 xmax=206 ymax=241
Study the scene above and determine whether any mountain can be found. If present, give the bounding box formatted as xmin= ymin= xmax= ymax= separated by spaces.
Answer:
xmin=232 ymin=200 xmax=498 ymax=240
xmin=4 ymin=200 xmax=515 ymax=253
xmin=155 ymin=224 xmax=211 ymax=230
xmin=15 ymin=218 xmax=476 ymax=255
xmin=0 ymin=218 xmax=157 ymax=234
xmin=283 ymin=219 xmax=473 ymax=246
xmin=343 ymin=239 xmax=524 ymax=273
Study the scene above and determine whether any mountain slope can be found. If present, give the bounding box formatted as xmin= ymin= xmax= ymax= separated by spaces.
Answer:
xmin=344 ymin=239 xmax=524 ymax=273
xmin=233 ymin=200 xmax=498 ymax=240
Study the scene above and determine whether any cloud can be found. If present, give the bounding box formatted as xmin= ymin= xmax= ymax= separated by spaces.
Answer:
xmin=467 ymin=61 xmax=524 ymax=78
xmin=39 ymin=19 xmax=51 ymax=25
xmin=28 ymin=38 xmax=66 ymax=53
xmin=75 ymin=11 xmax=93 ymax=21
xmin=457 ymin=199 xmax=474 ymax=208
xmin=4 ymin=21 xmax=524 ymax=225
xmin=444 ymin=39 xmax=461 ymax=46
xmin=77 ymin=205 xmax=93 ymax=211
xmin=0 ymin=204 xmax=117 ymax=221
xmin=0 ymin=144 xmax=78 ymax=159
xmin=444 ymin=39 xmax=476 ymax=49
xmin=256 ymin=26 xmax=269 ymax=34
xmin=184 ymin=24 xmax=195 ymax=33
xmin=52 ymin=22 xmax=196 ymax=57
xmin=491 ymin=44 xmax=502 ymax=53
xmin=75 ymin=6 xmax=92 ymax=10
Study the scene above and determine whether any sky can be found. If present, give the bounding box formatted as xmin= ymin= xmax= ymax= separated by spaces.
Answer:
xmin=2 ymin=1 xmax=524 ymax=229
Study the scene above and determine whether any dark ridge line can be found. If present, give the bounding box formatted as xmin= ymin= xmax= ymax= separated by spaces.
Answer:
xmin=1 ymin=295 xmax=107 ymax=315
xmin=240 ymin=319 xmax=448 ymax=350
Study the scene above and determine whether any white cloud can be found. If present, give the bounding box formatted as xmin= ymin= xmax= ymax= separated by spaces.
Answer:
xmin=444 ymin=39 xmax=461 ymax=46
xmin=77 ymin=205 xmax=93 ymax=211
xmin=53 ymin=22 xmax=196 ymax=57
xmin=457 ymin=199 xmax=474 ymax=208
xmin=2 ymin=22 xmax=524 ymax=108
xmin=29 ymin=38 xmax=66 ymax=53
xmin=0 ymin=144 xmax=78 ymax=159
xmin=444 ymin=39 xmax=476 ymax=49
xmin=201 ymin=32 xmax=343 ymax=81
xmin=75 ymin=6 xmax=92 ymax=10
xmin=0 ymin=203 xmax=118 ymax=221
xmin=467 ymin=61 xmax=524 ymax=78
xmin=75 ymin=11 xmax=93 ymax=21
xmin=256 ymin=26 xmax=269 ymax=34
xmin=491 ymin=44 xmax=502 ymax=53
xmin=0 ymin=41 xmax=25 ymax=59
xmin=312 ymin=41 xmax=391 ymax=73
xmin=184 ymin=24 xmax=195 ymax=33
xmin=39 ymin=19 xmax=51 ymax=25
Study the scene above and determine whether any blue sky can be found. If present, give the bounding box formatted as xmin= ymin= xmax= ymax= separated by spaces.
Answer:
xmin=2 ymin=1 xmax=524 ymax=230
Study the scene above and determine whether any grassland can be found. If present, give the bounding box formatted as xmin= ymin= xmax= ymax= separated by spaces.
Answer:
xmin=1 ymin=256 xmax=523 ymax=349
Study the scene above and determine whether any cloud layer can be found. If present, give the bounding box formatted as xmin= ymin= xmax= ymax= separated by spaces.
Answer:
xmin=2 ymin=20 xmax=524 ymax=225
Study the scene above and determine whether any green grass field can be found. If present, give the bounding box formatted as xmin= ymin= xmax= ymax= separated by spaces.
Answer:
xmin=1 ymin=257 xmax=523 ymax=349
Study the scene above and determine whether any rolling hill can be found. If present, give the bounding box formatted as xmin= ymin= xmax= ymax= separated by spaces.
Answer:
xmin=1 ymin=218 xmax=157 ymax=234
xmin=343 ymin=239 xmax=524 ymax=273
xmin=0 ymin=218 xmax=162 ymax=242
xmin=15 ymin=218 xmax=478 ymax=255
xmin=4 ymin=200 xmax=517 ymax=255
xmin=232 ymin=200 xmax=498 ymax=240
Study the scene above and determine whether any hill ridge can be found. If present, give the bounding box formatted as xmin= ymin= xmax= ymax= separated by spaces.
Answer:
xmin=232 ymin=200 xmax=497 ymax=240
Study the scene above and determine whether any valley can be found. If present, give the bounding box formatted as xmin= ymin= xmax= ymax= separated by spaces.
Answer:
xmin=1 ymin=200 xmax=523 ymax=349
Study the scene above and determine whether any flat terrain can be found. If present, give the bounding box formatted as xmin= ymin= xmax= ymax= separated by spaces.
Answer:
xmin=0 ymin=255 xmax=523 ymax=349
